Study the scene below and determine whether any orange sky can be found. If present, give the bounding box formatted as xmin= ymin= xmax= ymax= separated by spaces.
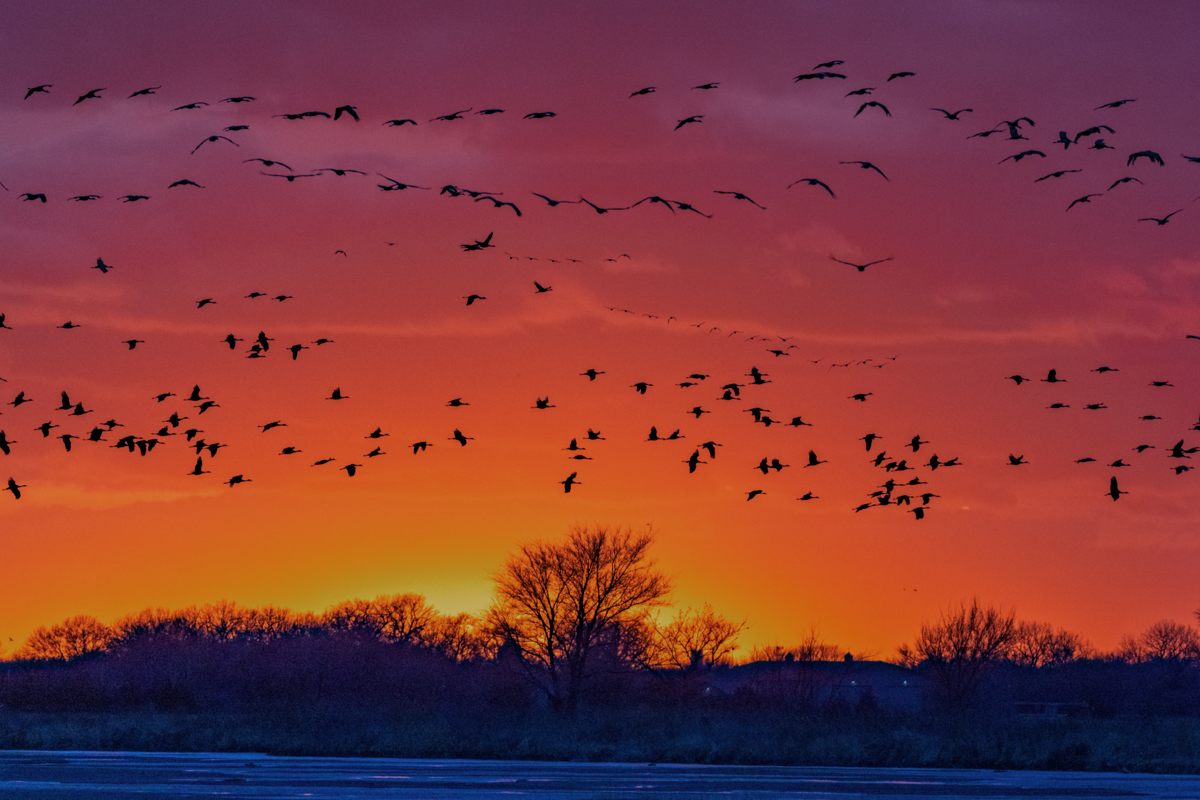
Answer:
xmin=1 ymin=0 xmax=1199 ymax=657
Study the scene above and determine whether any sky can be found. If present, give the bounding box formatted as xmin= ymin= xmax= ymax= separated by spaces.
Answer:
xmin=1 ymin=0 xmax=1199 ymax=657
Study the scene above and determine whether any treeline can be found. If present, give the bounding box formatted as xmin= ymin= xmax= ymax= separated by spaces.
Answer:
xmin=1 ymin=526 xmax=1199 ymax=770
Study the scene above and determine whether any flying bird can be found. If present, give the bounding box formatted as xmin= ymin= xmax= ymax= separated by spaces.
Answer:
xmin=839 ymin=160 xmax=888 ymax=180
xmin=831 ymin=255 xmax=893 ymax=272
xmin=786 ymin=177 xmax=835 ymax=197
xmin=1106 ymin=476 xmax=1127 ymax=501
xmin=1127 ymin=150 xmax=1164 ymax=167
xmin=461 ymin=232 xmax=494 ymax=252
xmin=1067 ymin=194 xmax=1101 ymax=210
xmin=713 ymin=190 xmax=766 ymax=209
xmin=1035 ymin=169 xmax=1082 ymax=183
xmin=999 ymin=149 xmax=1046 ymax=164
xmin=192 ymin=134 xmax=238 ymax=154
xmin=930 ymin=107 xmax=972 ymax=120
xmin=793 ymin=71 xmax=846 ymax=81
xmin=1138 ymin=210 xmax=1181 ymax=225
xmin=73 ymin=88 xmax=105 ymax=105
xmin=854 ymin=101 xmax=891 ymax=117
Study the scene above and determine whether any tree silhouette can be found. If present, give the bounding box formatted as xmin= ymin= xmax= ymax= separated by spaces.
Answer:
xmin=648 ymin=603 xmax=745 ymax=671
xmin=902 ymin=598 xmax=1016 ymax=709
xmin=489 ymin=525 xmax=671 ymax=712
xmin=750 ymin=630 xmax=844 ymax=663
xmin=1118 ymin=620 xmax=1200 ymax=663
xmin=425 ymin=612 xmax=494 ymax=661
xmin=1008 ymin=621 xmax=1090 ymax=667
xmin=17 ymin=615 xmax=113 ymax=660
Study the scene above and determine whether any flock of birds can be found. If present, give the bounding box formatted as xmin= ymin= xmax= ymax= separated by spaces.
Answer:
xmin=3 ymin=62 xmax=1198 ymax=519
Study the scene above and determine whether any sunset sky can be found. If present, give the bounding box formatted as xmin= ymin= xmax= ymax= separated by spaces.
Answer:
xmin=2 ymin=0 xmax=1198 ymax=657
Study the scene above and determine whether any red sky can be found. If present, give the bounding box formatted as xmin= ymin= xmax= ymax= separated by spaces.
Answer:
xmin=1 ymin=0 xmax=1198 ymax=657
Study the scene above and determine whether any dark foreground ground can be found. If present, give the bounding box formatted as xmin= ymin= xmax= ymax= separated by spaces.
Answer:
xmin=1 ymin=751 xmax=1198 ymax=799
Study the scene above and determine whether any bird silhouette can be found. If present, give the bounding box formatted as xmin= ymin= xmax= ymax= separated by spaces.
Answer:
xmin=1067 ymin=194 xmax=1101 ymax=210
xmin=713 ymin=190 xmax=766 ymax=209
xmin=192 ymin=133 xmax=240 ymax=155
xmin=73 ymin=88 xmax=104 ymax=105
xmin=1036 ymin=169 xmax=1083 ymax=183
xmin=832 ymin=256 xmax=893 ymax=272
xmin=931 ymin=107 xmax=972 ymax=120
xmin=999 ymin=149 xmax=1046 ymax=164
xmin=854 ymin=101 xmax=891 ymax=117
xmin=840 ymin=160 xmax=888 ymax=180
xmin=1138 ymin=210 xmax=1181 ymax=225
xmin=1127 ymin=150 xmax=1164 ymax=167
xmin=1107 ymin=176 xmax=1143 ymax=190
xmin=475 ymin=195 xmax=521 ymax=216
xmin=787 ymin=177 xmax=835 ymax=197
xmin=794 ymin=71 xmax=845 ymax=81
xmin=674 ymin=115 xmax=704 ymax=130
xmin=244 ymin=157 xmax=292 ymax=171
xmin=461 ymin=232 xmax=494 ymax=252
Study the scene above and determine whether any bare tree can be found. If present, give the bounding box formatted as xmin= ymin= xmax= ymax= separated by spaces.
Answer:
xmin=905 ymin=598 xmax=1016 ymax=709
xmin=370 ymin=594 xmax=438 ymax=645
xmin=242 ymin=605 xmax=308 ymax=640
xmin=425 ymin=613 xmax=493 ymax=661
xmin=1121 ymin=620 xmax=1200 ymax=663
xmin=187 ymin=600 xmax=250 ymax=640
xmin=110 ymin=607 xmax=197 ymax=646
xmin=1008 ymin=621 xmax=1089 ymax=667
xmin=321 ymin=594 xmax=438 ymax=645
xmin=321 ymin=598 xmax=378 ymax=634
xmin=489 ymin=525 xmax=671 ymax=712
xmin=18 ymin=615 xmax=114 ymax=661
xmin=751 ymin=629 xmax=844 ymax=663
xmin=648 ymin=604 xmax=745 ymax=671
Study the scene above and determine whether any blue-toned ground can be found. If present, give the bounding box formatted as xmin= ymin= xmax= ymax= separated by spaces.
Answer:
xmin=1 ymin=750 xmax=1198 ymax=798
